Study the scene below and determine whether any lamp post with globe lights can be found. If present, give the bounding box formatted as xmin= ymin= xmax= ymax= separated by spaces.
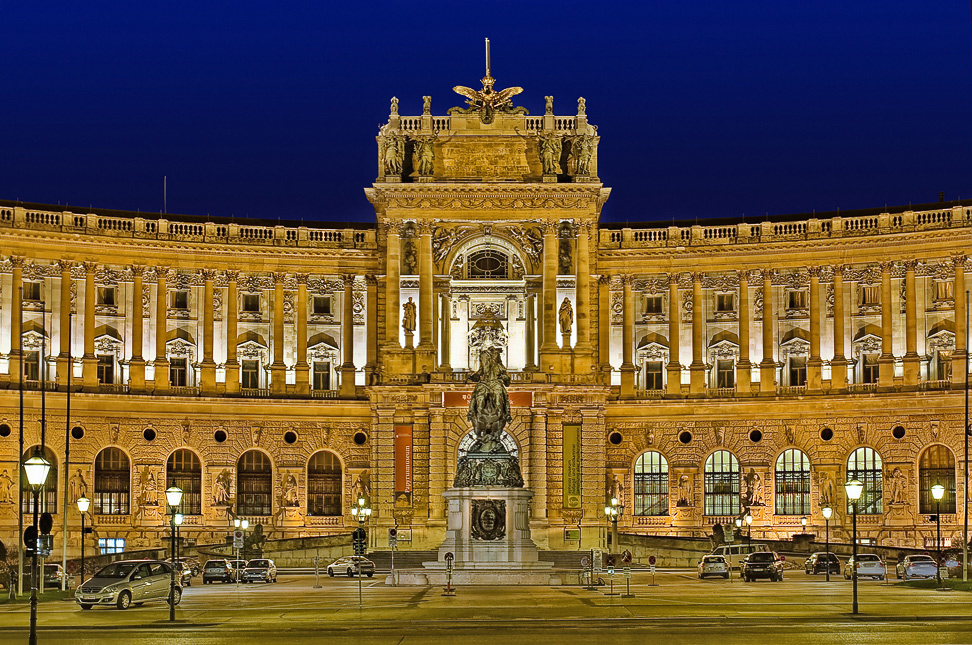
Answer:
xmin=76 ymin=496 xmax=90 ymax=586
xmin=821 ymin=506 xmax=833 ymax=582
xmin=350 ymin=497 xmax=372 ymax=609
xmin=164 ymin=485 xmax=183 ymax=621
xmin=233 ymin=517 xmax=250 ymax=583
xmin=844 ymin=479 xmax=864 ymax=614
xmin=745 ymin=513 xmax=753 ymax=547
xmin=23 ymin=449 xmax=51 ymax=645
xmin=931 ymin=483 xmax=945 ymax=589
xmin=604 ymin=497 xmax=622 ymax=552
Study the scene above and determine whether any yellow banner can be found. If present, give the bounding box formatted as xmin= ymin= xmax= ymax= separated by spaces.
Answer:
xmin=563 ymin=423 xmax=582 ymax=508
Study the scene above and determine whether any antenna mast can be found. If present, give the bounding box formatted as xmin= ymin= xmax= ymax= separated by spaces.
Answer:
xmin=485 ymin=38 xmax=490 ymax=77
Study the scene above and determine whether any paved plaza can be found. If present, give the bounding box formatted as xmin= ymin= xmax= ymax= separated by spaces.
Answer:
xmin=1 ymin=569 xmax=971 ymax=644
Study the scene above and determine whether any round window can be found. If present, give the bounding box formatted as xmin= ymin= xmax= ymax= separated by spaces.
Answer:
xmin=142 ymin=428 xmax=156 ymax=442
xmin=749 ymin=429 xmax=762 ymax=443
xmin=353 ymin=431 xmax=368 ymax=445
xmin=0 ymin=423 xmax=10 ymax=438
xmin=608 ymin=432 xmax=623 ymax=445
xmin=284 ymin=431 xmax=298 ymax=445
xmin=820 ymin=427 xmax=834 ymax=441
xmin=678 ymin=431 xmax=692 ymax=445
xmin=892 ymin=425 xmax=906 ymax=440
xmin=214 ymin=429 xmax=227 ymax=443
xmin=71 ymin=426 xmax=85 ymax=440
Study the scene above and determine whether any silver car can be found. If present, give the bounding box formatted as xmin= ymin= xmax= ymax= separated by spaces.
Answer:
xmin=698 ymin=555 xmax=730 ymax=579
xmin=327 ymin=556 xmax=375 ymax=578
xmin=845 ymin=554 xmax=885 ymax=580
xmin=76 ymin=560 xmax=182 ymax=610
xmin=896 ymin=555 xmax=938 ymax=580
xmin=242 ymin=559 xmax=277 ymax=583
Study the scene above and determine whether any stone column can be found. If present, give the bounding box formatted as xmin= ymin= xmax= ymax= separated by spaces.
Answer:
xmin=878 ymin=261 xmax=895 ymax=387
xmin=384 ymin=223 xmax=402 ymax=350
xmin=270 ymin=272 xmax=286 ymax=394
xmin=82 ymin=262 xmax=99 ymax=389
xmin=439 ymin=291 xmax=452 ymax=371
xmin=597 ymin=275 xmax=610 ymax=379
xmin=620 ymin=275 xmax=635 ymax=397
xmin=8 ymin=257 xmax=23 ymax=382
xmin=153 ymin=267 xmax=170 ymax=392
xmin=736 ymin=270 xmax=752 ymax=395
xmin=128 ymin=266 xmax=146 ymax=391
xmin=56 ymin=261 xmax=72 ymax=388
xmin=666 ymin=273 xmax=682 ymax=396
xmin=952 ymin=255 xmax=967 ymax=386
xmin=340 ymin=274 xmax=356 ymax=398
xmin=295 ymin=274 xmax=310 ymax=396
xmin=758 ymin=269 xmax=776 ymax=395
xmin=364 ymin=275 xmax=378 ymax=382
xmin=525 ymin=291 xmax=536 ymax=371
xmin=689 ymin=272 xmax=706 ymax=394
xmin=539 ymin=220 xmax=559 ymax=359
xmin=831 ymin=265 xmax=847 ymax=390
xmin=224 ymin=271 xmax=239 ymax=394
xmin=903 ymin=259 xmax=919 ymax=386
xmin=574 ymin=221 xmax=592 ymax=356
xmin=200 ymin=269 xmax=217 ymax=394
xmin=807 ymin=266 xmax=822 ymax=391
xmin=418 ymin=222 xmax=434 ymax=350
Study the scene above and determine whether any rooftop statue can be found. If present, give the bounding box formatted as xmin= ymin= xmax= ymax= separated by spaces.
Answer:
xmin=450 ymin=38 xmax=526 ymax=125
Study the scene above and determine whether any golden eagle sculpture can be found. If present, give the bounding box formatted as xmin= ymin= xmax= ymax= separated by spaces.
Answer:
xmin=450 ymin=38 xmax=526 ymax=124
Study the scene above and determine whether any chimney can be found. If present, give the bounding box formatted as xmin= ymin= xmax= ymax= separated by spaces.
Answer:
xmin=939 ymin=191 xmax=945 ymax=203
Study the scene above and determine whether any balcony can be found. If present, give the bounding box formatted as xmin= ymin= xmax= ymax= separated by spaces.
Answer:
xmin=241 ymin=388 xmax=271 ymax=398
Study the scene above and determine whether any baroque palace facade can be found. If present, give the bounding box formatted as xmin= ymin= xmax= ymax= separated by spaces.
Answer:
xmin=0 ymin=88 xmax=971 ymax=558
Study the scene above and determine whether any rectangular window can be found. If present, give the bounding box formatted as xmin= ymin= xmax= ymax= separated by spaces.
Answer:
xmin=717 ymin=360 xmax=735 ymax=388
xmin=97 ymin=538 xmax=126 ymax=555
xmin=242 ymin=294 xmax=260 ymax=313
xmin=23 ymin=350 xmax=40 ymax=381
xmin=787 ymin=290 xmax=807 ymax=309
xmin=313 ymin=362 xmax=331 ymax=390
xmin=937 ymin=351 xmax=952 ymax=381
xmin=789 ymin=357 xmax=806 ymax=386
xmin=716 ymin=293 xmax=734 ymax=312
xmin=935 ymin=281 xmax=954 ymax=301
xmin=169 ymin=358 xmax=188 ymax=387
xmin=22 ymin=282 xmax=41 ymax=301
xmin=97 ymin=286 xmax=115 ymax=306
xmin=172 ymin=290 xmax=189 ymax=309
xmin=645 ymin=361 xmax=663 ymax=390
xmin=862 ymin=354 xmax=879 ymax=383
xmin=644 ymin=295 xmax=663 ymax=315
xmin=96 ymin=354 xmax=114 ymax=384
xmin=242 ymin=360 xmax=260 ymax=389
xmin=860 ymin=285 xmax=879 ymax=306
xmin=313 ymin=296 xmax=331 ymax=315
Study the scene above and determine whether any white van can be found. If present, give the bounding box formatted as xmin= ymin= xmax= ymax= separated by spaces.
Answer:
xmin=710 ymin=543 xmax=769 ymax=567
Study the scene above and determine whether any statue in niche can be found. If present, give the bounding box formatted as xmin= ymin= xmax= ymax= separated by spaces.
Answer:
xmin=413 ymin=134 xmax=436 ymax=177
xmin=422 ymin=95 xmax=431 ymax=115
xmin=282 ymin=475 xmax=299 ymax=507
xmin=886 ymin=467 xmax=907 ymax=505
xmin=352 ymin=472 xmax=371 ymax=504
xmin=559 ymin=297 xmax=573 ymax=336
xmin=559 ymin=236 xmax=572 ymax=274
xmin=402 ymin=240 xmax=418 ymax=274
xmin=743 ymin=468 xmax=763 ymax=507
xmin=402 ymin=297 xmax=416 ymax=333
xmin=383 ymin=134 xmax=404 ymax=176
xmin=609 ymin=475 xmax=625 ymax=507
xmin=676 ymin=474 xmax=693 ymax=507
xmin=69 ymin=468 xmax=88 ymax=502
xmin=816 ymin=471 xmax=836 ymax=508
xmin=0 ymin=469 xmax=14 ymax=503
xmin=139 ymin=467 xmax=159 ymax=506
xmin=537 ymin=131 xmax=562 ymax=175
xmin=213 ymin=469 xmax=232 ymax=505
xmin=571 ymin=133 xmax=594 ymax=176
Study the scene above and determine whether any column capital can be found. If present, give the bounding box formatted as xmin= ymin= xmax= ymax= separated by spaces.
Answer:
xmin=154 ymin=266 xmax=170 ymax=281
xmin=832 ymin=264 xmax=847 ymax=278
xmin=539 ymin=219 xmax=559 ymax=235
xmin=271 ymin=271 xmax=286 ymax=285
xmin=952 ymin=253 xmax=968 ymax=270
xmin=807 ymin=265 xmax=822 ymax=279
xmin=381 ymin=219 xmax=403 ymax=236
xmin=737 ymin=269 xmax=748 ymax=284
xmin=341 ymin=273 xmax=355 ymax=287
xmin=620 ymin=274 xmax=634 ymax=286
xmin=666 ymin=271 xmax=682 ymax=284
xmin=598 ymin=274 xmax=611 ymax=285
xmin=82 ymin=261 xmax=98 ymax=275
xmin=225 ymin=269 xmax=240 ymax=282
xmin=416 ymin=220 xmax=434 ymax=236
xmin=8 ymin=255 xmax=24 ymax=268
xmin=53 ymin=260 xmax=75 ymax=273
xmin=295 ymin=272 xmax=309 ymax=285
xmin=129 ymin=264 xmax=146 ymax=277
xmin=365 ymin=274 xmax=380 ymax=286
xmin=758 ymin=268 xmax=774 ymax=283
xmin=690 ymin=271 xmax=704 ymax=284
xmin=879 ymin=261 xmax=894 ymax=273
xmin=201 ymin=268 xmax=218 ymax=281
xmin=903 ymin=258 xmax=919 ymax=271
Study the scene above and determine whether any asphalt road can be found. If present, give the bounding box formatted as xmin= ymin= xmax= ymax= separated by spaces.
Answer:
xmin=2 ymin=569 xmax=971 ymax=644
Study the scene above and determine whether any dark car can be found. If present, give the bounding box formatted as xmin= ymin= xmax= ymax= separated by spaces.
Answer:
xmin=804 ymin=552 xmax=841 ymax=575
xmin=741 ymin=551 xmax=785 ymax=582
xmin=202 ymin=559 xmax=234 ymax=584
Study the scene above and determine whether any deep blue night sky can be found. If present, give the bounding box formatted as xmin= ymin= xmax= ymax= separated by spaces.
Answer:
xmin=2 ymin=2 xmax=969 ymax=224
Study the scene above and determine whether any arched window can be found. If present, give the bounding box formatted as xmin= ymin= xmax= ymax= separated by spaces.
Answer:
xmin=166 ymin=450 xmax=202 ymax=515
xmin=467 ymin=248 xmax=509 ymax=279
xmin=774 ymin=449 xmax=811 ymax=515
xmin=919 ymin=445 xmax=956 ymax=514
xmin=237 ymin=451 xmax=272 ymax=516
xmin=307 ymin=451 xmax=342 ymax=516
xmin=633 ymin=451 xmax=669 ymax=516
xmin=20 ymin=446 xmax=57 ymax=514
xmin=704 ymin=450 xmax=739 ymax=516
xmin=94 ymin=447 xmax=130 ymax=515
xmin=846 ymin=448 xmax=883 ymax=515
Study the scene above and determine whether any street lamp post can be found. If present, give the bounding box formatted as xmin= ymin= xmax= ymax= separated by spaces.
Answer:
xmin=233 ymin=518 xmax=250 ymax=584
xmin=23 ymin=449 xmax=51 ymax=645
xmin=801 ymin=516 xmax=809 ymax=554
xmin=822 ymin=506 xmax=833 ymax=582
xmin=76 ymin=497 xmax=90 ymax=586
xmin=174 ymin=513 xmax=184 ymax=583
xmin=745 ymin=513 xmax=753 ymax=548
xmin=845 ymin=479 xmax=864 ymax=615
xmin=164 ymin=485 xmax=183 ymax=622
xmin=604 ymin=497 xmax=622 ymax=552
xmin=932 ymin=483 xmax=945 ymax=589
xmin=350 ymin=496 xmax=372 ymax=610
xmin=734 ymin=516 xmax=742 ymax=545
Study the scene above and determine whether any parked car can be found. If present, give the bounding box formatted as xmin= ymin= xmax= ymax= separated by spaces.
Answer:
xmin=75 ymin=560 xmax=181 ymax=610
xmin=21 ymin=563 xmax=73 ymax=589
xmin=710 ymin=544 xmax=769 ymax=569
xmin=202 ymin=559 xmax=235 ymax=584
xmin=327 ymin=556 xmax=375 ymax=578
xmin=165 ymin=558 xmax=194 ymax=586
xmin=804 ymin=552 xmax=841 ymax=575
xmin=227 ymin=559 xmax=248 ymax=581
xmin=242 ymin=559 xmax=277 ymax=583
xmin=697 ymin=554 xmax=730 ymax=579
xmin=740 ymin=551 xmax=785 ymax=582
xmin=844 ymin=554 xmax=885 ymax=580
xmin=896 ymin=555 xmax=938 ymax=580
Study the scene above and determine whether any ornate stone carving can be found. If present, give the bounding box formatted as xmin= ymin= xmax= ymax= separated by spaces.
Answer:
xmin=470 ymin=499 xmax=506 ymax=541
xmin=537 ymin=131 xmax=562 ymax=175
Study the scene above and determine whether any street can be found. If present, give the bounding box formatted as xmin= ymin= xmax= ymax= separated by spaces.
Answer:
xmin=1 ymin=569 xmax=971 ymax=644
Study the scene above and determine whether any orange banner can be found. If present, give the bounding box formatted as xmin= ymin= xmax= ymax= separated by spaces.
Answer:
xmin=443 ymin=391 xmax=533 ymax=408
xmin=394 ymin=425 xmax=412 ymax=494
